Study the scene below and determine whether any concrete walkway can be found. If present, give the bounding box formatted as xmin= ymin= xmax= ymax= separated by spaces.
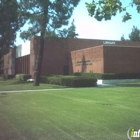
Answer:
xmin=0 ymin=88 xmax=76 ymax=93
xmin=0 ymin=84 xmax=118 ymax=94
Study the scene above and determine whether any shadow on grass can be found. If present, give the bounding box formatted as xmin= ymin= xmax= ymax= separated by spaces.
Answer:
xmin=0 ymin=79 xmax=68 ymax=91
xmin=0 ymin=93 xmax=8 ymax=98
xmin=12 ymin=81 xmax=33 ymax=85
xmin=0 ymin=79 xmax=33 ymax=85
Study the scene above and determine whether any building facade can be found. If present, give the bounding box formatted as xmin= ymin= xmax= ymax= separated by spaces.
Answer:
xmin=3 ymin=37 xmax=140 ymax=77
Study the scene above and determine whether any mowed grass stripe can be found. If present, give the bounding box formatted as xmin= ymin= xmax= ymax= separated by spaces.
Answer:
xmin=0 ymin=88 xmax=136 ymax=139
xmin=0 ymin=88 xmax=140 ymax=140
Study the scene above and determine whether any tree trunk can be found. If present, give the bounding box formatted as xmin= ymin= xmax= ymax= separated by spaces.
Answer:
xmin=33 ymin=3 xmax=48 ymax=86
xmin=33 ymin=32 xmax=44 ymax=86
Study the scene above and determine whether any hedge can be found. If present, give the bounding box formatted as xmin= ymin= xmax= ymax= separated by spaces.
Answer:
xmin=74 ymin=72 xmax=140 ymax=79
xmin=40 ymin=75 xmax=64 ymax=83
xmin=15 ymin=74 xmax=31 ymax=81
xmin=40 ymin=76 xmax=48 ymax=83
xmin=113 ymin=73 xmax=140 ymax=79
xmin=47 ymin=76 xmax=97 ymax=87
xmin=47 ymin=77 xmax=62 ymax=85
xmin=1 ymin=74 xmax=15 ymax=80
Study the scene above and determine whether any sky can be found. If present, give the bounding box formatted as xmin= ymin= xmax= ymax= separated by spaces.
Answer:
xmin=15 ymin=0 xmax=140 ymax=46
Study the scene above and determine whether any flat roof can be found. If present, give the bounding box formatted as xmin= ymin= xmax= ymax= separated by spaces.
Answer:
xmin=71 ymin=45 xmax=140 ymax=53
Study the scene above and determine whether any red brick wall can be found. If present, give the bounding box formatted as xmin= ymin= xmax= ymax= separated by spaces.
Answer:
xmin=4 ymin=53 xmax=9 ymax=74
xmin=29 ymin=38 xmax=140 ymax=76
xmin=42 ymin=39 xmax=69 ymax=75
xmin=71 ymin=46 xmax=104 ymax=73
xmin=15 ymin=55 xmax=30 ymax=74
xmin=67 ymin=39 xmax=140 ymax=51
xmin=3 ymin=37 xmax=138 ymax=77
xmin=9 ymin=48 xmax=16 ymax=75
xmin=3 ymin=48 xmax=16 ymax=75
xmin=30 ymin=38 xmax=107 ymax=76
xmin=104 ymin=46 xmax=140 ymax=73
xmin=30 ymin=38 xmax=69 ymax=77
xmin=30 ymin=38 xmax=39 ymax=77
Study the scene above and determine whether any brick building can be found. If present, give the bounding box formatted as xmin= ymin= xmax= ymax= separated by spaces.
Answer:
xmin=3 ymin=37 xmax=140 ymax=77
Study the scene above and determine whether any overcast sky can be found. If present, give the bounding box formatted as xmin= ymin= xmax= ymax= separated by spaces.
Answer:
xmin=15 ymin=0 xmax=140 ymax=46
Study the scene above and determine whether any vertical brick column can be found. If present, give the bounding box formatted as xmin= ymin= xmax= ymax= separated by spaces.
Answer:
xmin=5 ymin=48 xmax=16 ymax=75
xmin=30 ymin=38 xmax=39 ymax=77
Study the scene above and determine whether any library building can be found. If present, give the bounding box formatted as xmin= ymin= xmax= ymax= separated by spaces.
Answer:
xmin=3 ymin=37 xmax=140 ymax=77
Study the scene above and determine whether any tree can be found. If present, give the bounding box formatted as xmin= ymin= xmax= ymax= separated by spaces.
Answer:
xmin=129 ymin=26 xmax=140 ymax=41
xmin=19 ymin=0 xmax=80 ymax=86
xmin=67 ymin=20 xmax=79 ymax=38
xmin=121 ymin=26 xmax=140 ymax=41
xmin=60 ymin=20 xmax=79 ymax=38
xmin=0 ymin=0 xmax=19 ymax=71
xmin=120 ymin=35 xmax=126 ymax=41
xmin=45 ymin=19 xmax=79 ymax=38
xmin=85 ymin=0 xmax=140 ymax=22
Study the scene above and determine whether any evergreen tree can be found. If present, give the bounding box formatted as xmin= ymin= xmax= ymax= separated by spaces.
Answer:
xmin=129 ymin=26 xmax=140 ymax=41
xmin=0 ymin=0 xmax=19 ymax=72
xmin=120 ymin=35 xmax=126 ymax=41
xmin=58 ymin=20 xmax=79 ymax=38
xmin=120 ymin=26 xmax=140 ymax=41
xmin=67 ymin=20 xmax=79 ymax=38
xmin=19 ymin=0 xmax=80 ymax=86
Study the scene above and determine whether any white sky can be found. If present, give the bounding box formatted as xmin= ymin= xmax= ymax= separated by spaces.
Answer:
xmin=15 ymin=0 xmax=140 ymax=46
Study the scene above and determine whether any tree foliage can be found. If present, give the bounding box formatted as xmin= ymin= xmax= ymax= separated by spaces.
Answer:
xmin=0 ymin=0 xmax=19 ymax=70
xmin=85 ymin=0 xmax=140 ymax=22
xmin=66 ymin=20 xmax=79 ymax=38
xmin=121 ymin=26 xmax=140 ymax=41
xmin=58 ymin=20 xmax=79 ymax=38
xmin=129 ymin=26 xmax=140 ymax=41
xmin=19 ymin=0 xmax=79 ymax=40
xmin=120 ymin=35 xmax=126 ymax=41
xmin=19 ymin=0 xmax=80 ymax=86
xmin=0 ymin=0 xmax=19 ymax=48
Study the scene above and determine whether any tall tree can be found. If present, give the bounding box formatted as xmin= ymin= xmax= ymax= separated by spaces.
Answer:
xmin=121 ymin=26 xmax=140 ymax=41
xmin=0 ymin=0 xmax=19 ymax=71
xmin=19 ymin=0 xmax=80 ymax=86
xmin=66 ymin=20 xmax=79 ymax=38
xmin=85 ymin=0 xmax=140 ymax=22
xmin=45 ymin=19 xmax=79 ymax=38
xmin=59 ymin=20 xmax=79 ymax=38
xmin=120 ymin=35 xmax=126 ymax=41
xmin=129 ymin=26 xmax=140 ymax=41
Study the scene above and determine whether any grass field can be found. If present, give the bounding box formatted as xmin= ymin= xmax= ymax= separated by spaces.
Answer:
xmin=0 ymin=78 xmax=140 ymax=91
xmin=116 ymin=82 xmax=140 ymax=87
xmin=0 ymin=87 xmax=140 ymax=140
xmin=0 ymin=79 xmax=66 ymax=91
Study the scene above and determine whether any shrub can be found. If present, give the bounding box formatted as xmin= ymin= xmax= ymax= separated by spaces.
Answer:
xmin=99 ymin=73 xmax=116 ymax=79
xmin=100 ymin=73 xmax=140 ymax=79
xmin=1 ymin=74 xmax=15 ymax=80
xmin=0 ymin=76 xmax=3 ymax=81
xmin=47 ymin=76 xmax=63 ymax=85
xmin=62 ymin=76 xmax=97 ymax=87
xmin=16 ymin=74 xmax=31 ymax=81
xmin=7 ymin=74 xmax=15 ymax=79
xmin=73 ymin=72 xmax=82 ymax=76
xmin=1 ymin=74 xmax=7 ymax=80
xmin=114 ymin=73 xmax=140 ymax=79
xmin=74 ymin=72 xmax=140 ymax=79
xmin=47 ymin=76 xmax=97 ymax=87
xmin=40 ymin=76 xmax=48 ymax=83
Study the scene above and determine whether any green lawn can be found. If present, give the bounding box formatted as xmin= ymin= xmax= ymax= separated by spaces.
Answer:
xmin=0 ymin=87 xmax=140 ymax=140
xmin=0 ymin=79 xmax=140 ymax=92
xmin=0 ymin=79 xmax=66 ymax=91
xmin=116 ymin=82 xmax=140 ymax=87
